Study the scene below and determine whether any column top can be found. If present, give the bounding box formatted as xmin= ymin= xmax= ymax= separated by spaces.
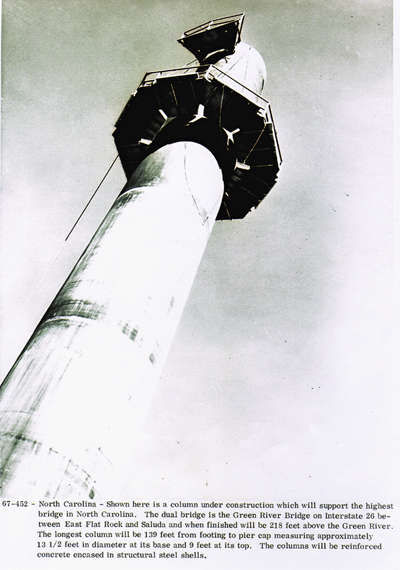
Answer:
xmin=178 ymin=14 xmax=245 ymax=64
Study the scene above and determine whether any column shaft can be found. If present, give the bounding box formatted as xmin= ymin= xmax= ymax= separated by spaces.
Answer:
xmin=0 ymin=141 xmax=224 ymax=498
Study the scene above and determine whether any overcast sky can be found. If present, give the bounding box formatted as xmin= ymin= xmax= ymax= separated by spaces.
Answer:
xmin=0 ymin=0 xmax=394 ymax=533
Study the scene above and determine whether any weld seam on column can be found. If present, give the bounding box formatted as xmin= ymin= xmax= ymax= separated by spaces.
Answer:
xmin=39 ymin=315 xmax=140 ymax=344
xmin=182 ymin=145 xmax=206 ymax=224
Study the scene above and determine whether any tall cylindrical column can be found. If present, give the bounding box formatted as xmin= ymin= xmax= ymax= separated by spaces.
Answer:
xmin=0 ymin=141 xmax=224 ymax=498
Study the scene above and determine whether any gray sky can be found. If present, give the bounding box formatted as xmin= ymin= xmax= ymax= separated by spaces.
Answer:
xmin=0 ymin=0 xmax=394 ymax=515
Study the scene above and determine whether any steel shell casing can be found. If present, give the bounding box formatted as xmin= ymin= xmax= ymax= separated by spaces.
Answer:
xmin=0 ymin=143 xmax=224 ymax=497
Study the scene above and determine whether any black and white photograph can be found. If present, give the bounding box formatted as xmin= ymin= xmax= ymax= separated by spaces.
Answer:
xmin=0 ymin=0 xmax=397 ymax=567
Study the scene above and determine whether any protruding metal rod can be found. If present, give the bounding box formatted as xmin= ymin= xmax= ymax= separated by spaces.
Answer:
xmin=65 ymin=155 xmax=118 ymax=241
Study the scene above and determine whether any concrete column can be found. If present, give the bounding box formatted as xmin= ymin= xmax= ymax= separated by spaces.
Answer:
xmin=0 ymin=141 xmax=224 ymax=498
